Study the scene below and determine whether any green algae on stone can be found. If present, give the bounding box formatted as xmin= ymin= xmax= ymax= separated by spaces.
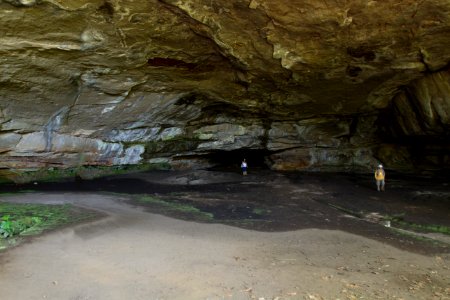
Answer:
xmin=388 ymin=227 xmax=450 ymax=247
xmin=136 ymin=195 xmax=214 ymax=221
xmin=389 ymin=219 xmax=450 ymax=236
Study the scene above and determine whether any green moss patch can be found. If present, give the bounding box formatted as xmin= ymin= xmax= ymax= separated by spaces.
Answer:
xmin=389 ymin=219 xmax=450 ymax=236
xmin=388 ymin=227 xmax=449 ymax=247
xmin=132 ymin=194 xmax=273 ymax=230
xmin=136 ymin=195 xmax=214 ymax=221
xmin=329 ymin=202 xmax=450 ymax=238
xmin=0 ymin=201 xmax=100 ymax=250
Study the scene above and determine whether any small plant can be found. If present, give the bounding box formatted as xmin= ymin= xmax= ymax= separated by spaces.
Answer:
xmin=0 ymin=202 xmax=98 ymax=244
xmin=0 ymin=214 xmax=43 ymax=238
xmin=0 ymin=215 xmax=12 ymax=238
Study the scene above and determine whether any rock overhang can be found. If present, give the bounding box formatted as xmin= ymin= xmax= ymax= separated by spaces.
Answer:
xmin=0 ymin=0 xmax=449 ymax=181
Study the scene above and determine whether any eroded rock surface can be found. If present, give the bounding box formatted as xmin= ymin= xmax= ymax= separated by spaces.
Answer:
xmin=0 ymin=0 xmax=449 ymax=180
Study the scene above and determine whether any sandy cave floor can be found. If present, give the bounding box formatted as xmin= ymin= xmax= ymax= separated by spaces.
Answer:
xmin=0 ymin=170 xmax=449 ymax=300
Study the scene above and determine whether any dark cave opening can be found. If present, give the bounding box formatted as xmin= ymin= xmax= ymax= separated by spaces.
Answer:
xmin=147 ymin=57 xmax=196 ymax=69
xmin=376 ymin=102 xmax=450 ymax=171
xmin=206 ymin=149 xmax=272 ymax=171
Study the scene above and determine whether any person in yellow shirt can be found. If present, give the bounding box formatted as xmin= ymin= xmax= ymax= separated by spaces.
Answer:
xmin=374 ymin=164 xmax=385 ymax=191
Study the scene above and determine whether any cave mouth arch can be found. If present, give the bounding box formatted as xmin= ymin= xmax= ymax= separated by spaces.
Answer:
xmin=206 ymin=149 xmax=272 ymax=171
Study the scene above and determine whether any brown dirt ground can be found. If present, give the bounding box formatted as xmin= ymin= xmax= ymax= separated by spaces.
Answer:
xmin=0 ymin=170 xmax=449 ymax=299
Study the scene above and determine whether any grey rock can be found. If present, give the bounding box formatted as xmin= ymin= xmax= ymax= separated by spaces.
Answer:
xmin=0 ymin=133 xmax=21 ymax=153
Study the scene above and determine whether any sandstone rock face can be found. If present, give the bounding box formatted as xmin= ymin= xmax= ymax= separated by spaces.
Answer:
xmin=386 ymin=71 xmax=450 ymax=137
xmin=0 ymin=0 xmax=449 ymax=180
xmin=377 ymin=69 xmax=450 ymax=171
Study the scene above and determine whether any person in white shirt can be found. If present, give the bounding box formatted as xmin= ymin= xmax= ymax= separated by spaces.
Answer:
xmin=241 ymin=159 xmax=248 ymax=175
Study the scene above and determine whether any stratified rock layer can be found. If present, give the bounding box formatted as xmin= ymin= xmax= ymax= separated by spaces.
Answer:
xmin=0 ymin=0 xmax=449 ymax=180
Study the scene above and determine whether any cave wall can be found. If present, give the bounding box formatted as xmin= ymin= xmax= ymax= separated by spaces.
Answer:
xmin=0 ymin=0 xmax=450 ymax=180
xmin=376 ymin=68 xmax=450 ymax=171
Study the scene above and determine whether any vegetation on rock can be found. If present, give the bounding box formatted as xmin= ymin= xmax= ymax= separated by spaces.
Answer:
xmin=0 ymin=201 xmax=99 ymax=250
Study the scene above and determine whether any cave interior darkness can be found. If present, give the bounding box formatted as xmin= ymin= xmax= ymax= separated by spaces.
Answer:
xmin=205 ymin=149 xmax=272 ymax=171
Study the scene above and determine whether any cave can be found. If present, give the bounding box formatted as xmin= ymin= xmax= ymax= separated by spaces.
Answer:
xmin=205 ymin=149 xmax=272 ymax=171
xmin=1 ymin=1 xmax=450 ymax=297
